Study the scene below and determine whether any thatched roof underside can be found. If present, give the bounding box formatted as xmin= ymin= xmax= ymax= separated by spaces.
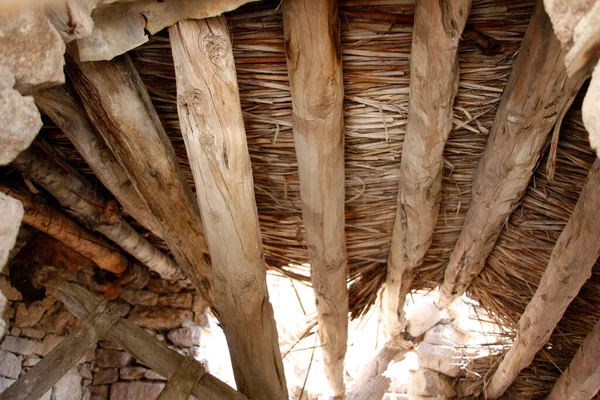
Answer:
xmin=38 ymin=0 xmax=600 ymax=397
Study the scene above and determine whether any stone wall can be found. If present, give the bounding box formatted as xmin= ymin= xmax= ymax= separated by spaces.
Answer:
xmin=0 ymin=246 xmax=211 ymax=400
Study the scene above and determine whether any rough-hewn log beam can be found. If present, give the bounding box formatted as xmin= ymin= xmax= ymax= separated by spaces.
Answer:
xmin=348 ymin=336 xmax=413 ymax=400
xmin=0 ymin=299 xmax=121 ymax=400
xmin=1 ymin=185 xmax=128 ymax=274
xmin=59 ymin=282 xmax=247 ymax=400
xmin=485 ymin=159 xmax=600 ymax=399
xmin=382 ymin=0 xmax=471 ymax=336
xmin=66 ymin=53 xmax=213 ymax=305
xmin=34 ymin=84 xmax=162 ymax=238
xmin=548 ymin=317 xmax=600 ymax=400
xmin=170 ymin=18 xmax=287 ymax=399
xmin=12 ymin=146 xmax=181 ymax=279
xmin=438 ymin=1 xmax=585 ymax=308
xmin=281 ymin=0 xmax=348 ymax=395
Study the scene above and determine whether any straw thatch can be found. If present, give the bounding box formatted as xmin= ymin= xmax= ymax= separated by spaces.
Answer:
xmin=31 ymin=0 xmax=600 ymax=397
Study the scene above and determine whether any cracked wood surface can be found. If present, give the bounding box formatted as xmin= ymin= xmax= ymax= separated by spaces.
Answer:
xmin=485 ymin=159 xmax=600 ymax=399
xmin=1 ymin=185 xmax=128 ymax=274
xmin=170 ymin=17 xmax=287 ymax=400
xmin=35 ymin=84 xmax=163 ymax=238
xmin=66 ymin=52 xmax=213 ymax=305
xmin=438 ymin=0 xmax=585 ymax=307
xmin=282 ymin=0 xmax=348 ymax=395
xmin=382 ymin=0 xmax=471 ymax=336
xmin=12 ymin=146 xmax=181 ymax=278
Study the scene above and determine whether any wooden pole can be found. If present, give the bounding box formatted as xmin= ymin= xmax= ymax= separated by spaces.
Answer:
xmin=548 ymin=317 xmax=600 ymax=400
xmin=485 ymin=159 xmax=600 ymax=399
xmin=281 ymin=0 xmax=348 ymax=394
xmin=34 ymin=84 xmax=163 ymax=238
xmin=169 ymin=18 xmax=287 ymax=399
xmin=156 ymin=357 xmax=205 ymax=400
xmin=66 ymin=52 xmax=213 ymax=307
xmin=438 ymin=0 xmax=585 ymax=308
xmin=0 ymin=299 xmax=122 ymax=400
xmin=59 ymin=282 xmax=247 ymax=400
xmin=382 ymin=0 xmax=471 ymax=336
xmin=12 ymin=146 xmax=182 ymax=280
xmin=0 ymin=185 xmax=128 ymax=274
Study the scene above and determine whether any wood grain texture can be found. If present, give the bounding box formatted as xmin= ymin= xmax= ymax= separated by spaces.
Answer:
xmin=59 ymin=282 xmax=247 ymax=400
xmin=348 ymin=336 xmax=413 ymax=400
xmin=0 ymin=299 xmax=121 ymax=400
xmin=548 ymin=317 xmax=600 ymax=400
xmin=170 ymin=18 xmax=287 ymax=400
xmin=438 ymin=1 xmax=585 ymax=308
xmin=382 ymin=0 xmax=471 ymax=336
xmin=281 ymin=0 xmax=348 ymax=395
xmin=35 ymin=84 xmax=163 ymax=238
xmin=12 ymin=146 xmax=181 ymax=279
xmin=485 ymin=159 xmax=600 ymax=399
xmin=66 ymin=53 xmax=213 ymax=305
xmin=157 ymin=356 xmax=205 ymax=400
xmin=1 ymin=185 xmax=128 ymax=274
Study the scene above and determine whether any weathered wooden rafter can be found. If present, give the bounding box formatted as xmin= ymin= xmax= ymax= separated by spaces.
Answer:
xmin=485 ymin=159 xmax=600 ymax=399
xmin=281 ymin=0 xmax=348 ymax=395
xmin=382 ymin=0 xmax=471 ymax=336
xmin=66 ymin=52 xmax=213 ymax=305
xmin=438 ymin=1 xmax=585 ymax=307
xmin=12 ymin=146 xmax=182 ymax=279
xmin=1 ymin=185 xmax=128 ymax=274
xmin=170 ymin=17 xmax=287 ymax=399
xmin=34 ymin=84 xmax=162 ymax=238
xmin=547 ymin=317 xmax=600 ymax=400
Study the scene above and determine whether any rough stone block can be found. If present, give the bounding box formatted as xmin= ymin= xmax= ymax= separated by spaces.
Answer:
xmin=120 ymin=289 xmax=158 ymax=306
xmin=119 ymin=366 xmax=148 ymax=380
xmin=128 ymin=306 xmax=193 ymax=331
xmin=167 ymin=325 xmax=201 ymax=347
xmin=0 ymin=350 xmax=21 ymax=379
xmin=417 ymin=342 xmax=462 ymax=378
xmin=52 ymin=369 xmax=81 ymax=400
xmin=423 ymin=323 xmax=470 ymax=347
xmin=409 ymin=368 xmax=457 ymax=398
xmin=21 ymin=328 xmax=45 ymax=340
xmin=0 ymin=276 xmax=21 ymax=301
xmin=0 ymin=193 xmax=23 ymax=272
xmin=406 ymin=300 xmax=441 ymax=338
xmin=158 ymin=292 xmax=192 ymax=308
xmin=143 ymin=369 xmax=167 ymax=381
xmin=94 ymin=349 xmax=133 ymax=368
xmin=1 ymin=335 xmax=43 ymax=356
xmin=110 ymin=382 xmax=165 ymax=400
xmin=92 ymin=368 xmax=118 ymax=385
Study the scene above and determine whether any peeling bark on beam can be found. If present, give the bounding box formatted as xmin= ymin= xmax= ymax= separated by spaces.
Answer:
xmin=281 ymin=0 xmax=348 ymax=395
xmin=1 ymin=185 xmax=128 ymax=274
xmin=438 ymin=1 xmax=585 ymax=308
xmin=170 ymin=18 xmax=287 ymax=400
xmin=548 ymin=317 xmax=600 ymax=400
xmin=382 ymin=0 xmax=471 ymax=336
xmin=34 ymin=84 xmax=163 ymax=238
xmin=66 ymin=53 xmax=213 ymax=305
xmin=485 ymin=159 xmax=600 ymax=399
xmin=12 ymin=146 xmax=182 ymax=279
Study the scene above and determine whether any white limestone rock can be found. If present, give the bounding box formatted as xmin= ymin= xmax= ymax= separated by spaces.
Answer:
xmin=0 ymin=350 xmax=21 ymax=379
xmin=417 ymin=342 xmax=462 ymax=378
xmin=409 ymin=368 xmax=456 ymax=399
xmin=406 ymin=300 xmax=441 ymax=337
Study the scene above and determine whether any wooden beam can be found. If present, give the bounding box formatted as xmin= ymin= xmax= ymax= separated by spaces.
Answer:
xmin=0 ymin=185 xmax=128 ymax=274
xmin=485 ymin=159 xmax=600 ymax=399
xmin=348 ymin=336 xmax=413 ymax=400
xmin=59 ymin=282 xmax=247 ymax=400
xmin=281 ymin=0 xmax=348 ymax=395
xmin=34 ymin=84 xmax=163 ymax=238
xmin=169 ymin=18 xmax=287 ymax=399
xmin=382 ymin=0 xmax=471 ymax=336
xmin=157 ymin=357 xmax=205 ymax=400
xmin=548 ymin=317 xmax=600 ymax=400
xmin=438 ymin=1 xmax=585 ymax=308
xmin=66 ymin=53 xmax=213 ymax=305
xmin=12 ymin=146 xmax=182 ymax=279
xmin=0 ymin=299 xmax=121 ymax=400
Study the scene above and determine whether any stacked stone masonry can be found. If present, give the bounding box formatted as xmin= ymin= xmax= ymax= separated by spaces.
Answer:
xmin=0 ymin=243 xmax=211 ymax=400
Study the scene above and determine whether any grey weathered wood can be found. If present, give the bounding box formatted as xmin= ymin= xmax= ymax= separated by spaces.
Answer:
xmin=0 ymin=299 xmax=121 ymax=400
xmin=548 ymin=317 xmax=600 ymax=400
xmin=485 ymin=159 xmax=600 ymax=399
xmin=58 ymin=283 xmax=247 ymax=400
xmin=280 ymin=0 xmax=348 ymax=395
xmin=1 ymin=185 xmax=128 ymax=274
xmin=34 ymin=84 xmax=163 ymax=238
xmin=438 ymin=0 xmax=585 ymax=308
xmin=382 ymin=0 xmax=472 ymax=336
xmin=66 ymin=52 xmax=213 ymax=306
xmin=170 ymin=18 xmax=287 ymax=399
xmin=157 ymin=357 xmax=205 ymax=400
xmin=12 ymin=146 xmax=182 ymax=280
